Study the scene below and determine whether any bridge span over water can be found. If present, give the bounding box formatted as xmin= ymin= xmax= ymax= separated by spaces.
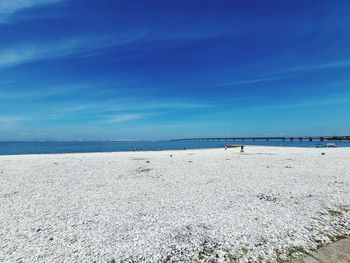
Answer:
xmin=172 ymin=136 xmax=350 ymax=142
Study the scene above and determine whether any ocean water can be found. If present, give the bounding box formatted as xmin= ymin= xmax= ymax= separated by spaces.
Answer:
xmin=0 ymin=140 xmax=349 ymax=155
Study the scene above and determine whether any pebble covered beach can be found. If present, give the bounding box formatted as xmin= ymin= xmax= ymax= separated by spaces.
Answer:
xmin=1 ymin=146 xmax=349 ymax=262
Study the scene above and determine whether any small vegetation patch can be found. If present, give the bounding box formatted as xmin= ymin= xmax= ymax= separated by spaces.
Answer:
xmin=287 ymin=246 xmax=308 ymax=256
xmin=328 ymin=209 xmax=342 ymax=216
xmin=327 ymin=205 xmax=350 ymax=216
xmin=273 ymin=245 xmax=311 ymax=262
xmin=197 ymin=248 xmax=237 ymax=263
xmin=339 ymin=205 xmax=350 ymax=212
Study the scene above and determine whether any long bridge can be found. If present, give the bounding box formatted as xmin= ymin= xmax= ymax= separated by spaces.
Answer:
xmin=172 ymin=136 xmax=350 ymax=142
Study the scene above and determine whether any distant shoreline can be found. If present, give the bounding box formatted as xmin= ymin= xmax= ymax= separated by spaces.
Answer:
xmin=0 ymin=143 xmax=349 ymax=157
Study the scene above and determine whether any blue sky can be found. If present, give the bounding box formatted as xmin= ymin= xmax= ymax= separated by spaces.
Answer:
xmin=0 ymin=0 xmax=350 ymax=140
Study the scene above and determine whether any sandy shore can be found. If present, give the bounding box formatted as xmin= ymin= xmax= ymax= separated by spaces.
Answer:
xmin=1 ymin=146 xmax=350 ymax=262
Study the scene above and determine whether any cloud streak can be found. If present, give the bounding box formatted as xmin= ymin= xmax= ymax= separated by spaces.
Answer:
xmin=216 ymin=77 xmax=280 ymax=87
xmin=270 ymin=60 xmax=350 ymax=75
xmin=102 ymin=114 xmax=144 ymax=123
xmin=215 ymin=59 xmax=350 ymax=88
xmin=0 ymin=0 xmax=63 ymax=23
xmin=0 ymin=32 xmax=150 ymax=68
xmin=0 ymin=81 xmax=113 ymax=100
xmin=0 ymin=115 xmax=27 ymax=130
xmin=244 ymin=94 xmax=350 ymax=112
xmin=0 ymin=85 xmax=81 ymax=100
xmin=0 ymin=24 xmax=225 ymax=68
xmin=0 ymin=20 xmax=232 ymax=68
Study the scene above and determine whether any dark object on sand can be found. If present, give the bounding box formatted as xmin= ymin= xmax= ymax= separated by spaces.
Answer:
xmin=322 ymin=152 xmax=325 ymax=155
xmin=224 ymin=144 xmax=244 ymax=152
xmin=225 ymin=144 xmax=243 ymax=148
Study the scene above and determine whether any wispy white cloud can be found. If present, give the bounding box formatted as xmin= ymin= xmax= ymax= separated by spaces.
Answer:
xmin=215 ymin=59 xmax=350 ymax=88
xmin=59 ymin=99 xmax=210 ymax=117
xmin=0 ymin=0 xmax=60 ymax=13
xmin=0 ymin=115 xmax=27 ymax=130
xmin=0 ymin=20 xmax=231 ymax=69
xmin=244 ymin=94 xmax=350 ymax=112
xmin=0 ymin=85 xmax=75 ymax=99
xmin=55 ymin=97 xmax=213 ymax=114
xmin=102 ymin=114 xmax=144 ymax=123
xmin=216 ymin=77 xmax=280 ymax=87
xmin=0 ymin=37 xmax=86 ymax=68
xmin=114 ymin=100 xmax=213 ymax=111
xmin=0 ymin=0 xmax=63 ymax=23
xmin=0 ymin=81 xmax=110 ymax=100
xmin=21 ymin=97 xmax=215 ymax=125
xmin=0 ymin=115 xmax=26 ymax=122
xmin=0 ymin=31 xmax=149 ymax=68
xmin=269 ymin=60 xmax=350 ymax=75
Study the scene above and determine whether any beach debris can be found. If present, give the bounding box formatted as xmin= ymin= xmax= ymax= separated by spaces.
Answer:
xmin=321 ymin=152 xmax=325 ymax=155
xmin=136 ymin=167 xmax=152 ymax=173
xmin=225 ymin=144 xmax=244 ymax=149
xmin=285 ymin=166 xmax=292 ymax=168
xmin=170 ymin=155 xmax=173 ymax=157
xmin=2 ymin=191 xmax=19 ymax=198
xmin=257 ymin=193 xmax=277 ymax=202
xmin=206 ymin=179 xmax=216 ymax=185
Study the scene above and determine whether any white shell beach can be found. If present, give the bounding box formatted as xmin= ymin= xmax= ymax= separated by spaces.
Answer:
xmin=1 ymin=146 xmax=349 ymax=262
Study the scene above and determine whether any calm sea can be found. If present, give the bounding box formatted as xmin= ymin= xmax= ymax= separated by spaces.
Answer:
xmin=0 ymin=140 xmax=350 ymax=155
